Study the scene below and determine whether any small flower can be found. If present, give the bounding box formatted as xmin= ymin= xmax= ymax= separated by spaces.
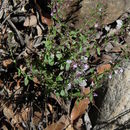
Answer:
xmin=93 ymin=93 xmax=98 ymax=97
xmin=83 ymin=56 xmax=88 ymax=62
xmin=95 ymin=23 xmax=99 ymax=28
xmin=114 ymin=70 xmax=118 ymax=74
xmin=67 ymin=83 xmax=71 ymax=90
xmin=83 ymin=64 xmax=89 ymax=71
xmin=109 ymin=74 xmax=112 ymax=79
xmin=76 ymin=71 xmax=82 ymax=77
xmin=51 ymin=12 xmax=54 ymax=16
xmin=120 ymin=68 xmax=123 ymax=73
xmin=73 ymin=63 xmax=78 ymax=69
xmin=99 ymin=8 xmax=102 ymax=12
xmin=66 ymin=60 xmax=72 ymax=64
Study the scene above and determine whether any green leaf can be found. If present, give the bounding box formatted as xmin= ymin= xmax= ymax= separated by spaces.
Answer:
xmin=60 ymin=90 xmax=65 ymax=97
xmin=48 ymin=59 xmax=54 ymax=66
xmin=18 ymin=68 xmax=21 ymax=77
xmin=72 ymin=91 xmax=81 ymax=97
xmin=65 ymin=63 xmax=70 ymax=71
xmin=97 ymin=47 xmax=101 ymax=55
xmin=60 ymin=64 xmax=64 ymax=70
xmin=44 ymin=40 xmax=52 ymax=50
xmin=74 ymin=79 xmax=79 ymax=84
xmin=56 ymin=75 xmax=63 ymax=81
xmin=56 ymin=92 xmax=60 ymax=97
xmin=86 ymin=50 xmax=90 ymax=58
xmin=90 ymin=68 xmax=94 ymax=73
xmin=48 ymin=54 xmax=54 ymax=66
xmin=89 ymin=91 xmax=93 ymax=102
xmin=56 ymin=52 xmax=62 ymax=60
xmin=24 ymin=76 xmax=29 ymax=86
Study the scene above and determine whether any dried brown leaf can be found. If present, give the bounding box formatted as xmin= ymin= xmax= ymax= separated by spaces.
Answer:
xmin=0 ymin=79 xmax=3 ymax=88
xmin=110 ymin=46 xmax=122 ymax=53
xmin=45 ymin=122 xmax=65 ymax=130
xmin=101 ymin=54 xmax=112 ymax=63
xmin=97 ymin=64 xmax=111 ymax=74
xmin=82 ymin=87 xmax=90 ymax=96
xmin=2 ymin=59 xmax=13 ymax=68
xmin=1 ymin=125 xmax=8 ymax=130
xmin=75 ymin=118 xmax=83 ymax=130
xmin=45 ymin=115 xmax=69 ymax=130
xmin=24 ymin=15 xmax=37 ymax=27
xmin=36 ymin=25 xmax=42 ymax=36
xmin=32 ymin=111 xmax=42 ymax=125
xmin=21 ymin=107 xmax=30 ymax=122
xmin=48 ymin=103 xmax=54 ymax=113
xmin=3 ymin=105 xmax=14 ymax=120
xmin=20 ymin=65 xmax=26 ymax=73
xmin=34 ymin=0 xmax=53 ymax=26
xmin=0 ymin=43 xmax=2 ymax=49
xmin=66 ymin=125 xmax=74 ymax=130
xmin=71 ymin=98 xmax=90 ymax=123
xmin=16 ymin=79 xmax=21 ymax=89
xmin=33 ymin=77 xmax=40 ymax=84
xmin=41 ymin=16 xmax=53 ymax=26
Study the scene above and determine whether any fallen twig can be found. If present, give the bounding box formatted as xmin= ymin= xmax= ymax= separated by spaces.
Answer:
xmin=7 ymin=19 xmax=25 ymax=47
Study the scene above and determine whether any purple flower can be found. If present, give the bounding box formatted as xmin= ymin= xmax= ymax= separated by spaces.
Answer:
xmin=73 ymin=63 xmax=78 ymax=69
xmin=76 ymin=71 xmax=82 ymax=77
xmin=83 ymin=64 xmax=89 ymax=71
xmin=93 ymin=93 xmax=98 ymax=97
xmin=83 ymin=56 xmax=88 ymax=62
xmin=66 ymin=60 xmax=72 ymax=64
xmin=120 ymin=68 xmax=123 ymax=73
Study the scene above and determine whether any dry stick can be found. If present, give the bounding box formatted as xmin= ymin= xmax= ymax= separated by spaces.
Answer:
xmin=7 ymin=19 xmax=25 ymax=47
xmin=96 ymin=109 xmax=130 ymax=130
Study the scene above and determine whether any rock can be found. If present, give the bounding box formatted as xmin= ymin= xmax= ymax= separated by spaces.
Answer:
xmin=102 ymin=0 xmax=125 ymax=25
xmin=79 ymin=0 xmax=126 ymax=26
xmin=125 ymin=0 xmax=130 ymax=12
xmin=61 ymin=0 xmax=130 ymax=28
xmin=94 ymin=61 xmax=130 ymax=130
xmin=105 ymin=43 xmax=113 ymax=52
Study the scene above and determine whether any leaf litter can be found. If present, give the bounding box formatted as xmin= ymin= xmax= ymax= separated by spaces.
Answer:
xmin=0 ymin=0 xmax=130 ymax=129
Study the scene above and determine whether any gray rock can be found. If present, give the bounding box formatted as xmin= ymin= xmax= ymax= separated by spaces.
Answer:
xmin=61 ymin=0 xmax=130 ymax=28
xmin=102 ymin=0 xmax=125 ymax=25
xmin=125 ymin=0 xmax=130 ymax=12
xmin=79 ymin=0 xmax=126 ymax=26
xmin=105 ymin=43 xmax=113 ymax=52
xmin=94 ymin=61 xmax=130 ymax=130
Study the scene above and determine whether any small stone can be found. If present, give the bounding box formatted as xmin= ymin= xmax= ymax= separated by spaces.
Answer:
xmin=116 ymin=19 xmax=123 ymax=29
xmin=105 ymin=26 xmax=110 ymax=32
xmin=96 ymin=31 xmax=103 ymax=39
xmin=105 ymin=43 xmax=113 ymax=52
